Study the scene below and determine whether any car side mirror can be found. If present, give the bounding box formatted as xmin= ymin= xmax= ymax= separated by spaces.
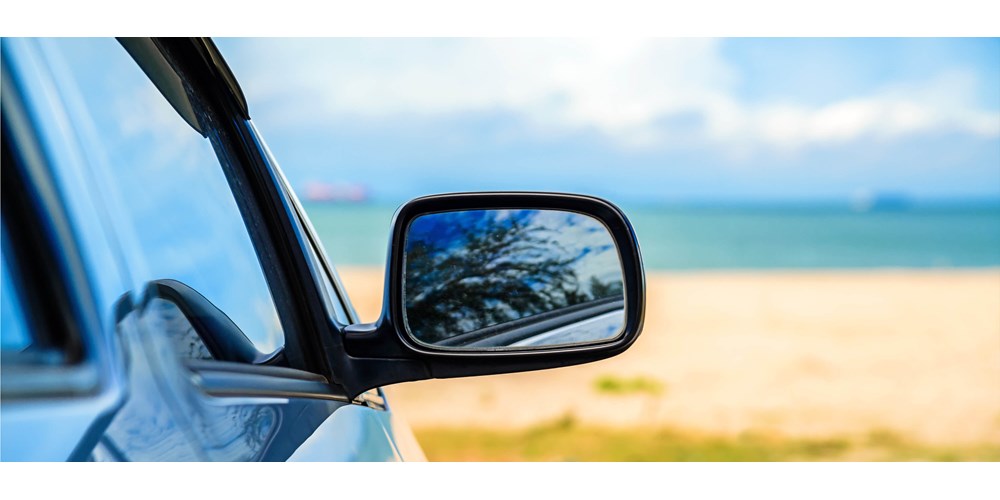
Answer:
xmin=338 ymin=192 xmax=644 ymax=399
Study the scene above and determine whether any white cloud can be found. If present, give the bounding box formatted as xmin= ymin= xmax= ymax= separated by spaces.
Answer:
xmin=225 ymin=38 xmax=1000 ymax=152
xmin=727 ymin=71 xmax=999 ymax=151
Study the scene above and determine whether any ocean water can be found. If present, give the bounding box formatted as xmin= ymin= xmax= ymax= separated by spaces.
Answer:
xmin=304 ymin=203 xmax=1000 ymax=270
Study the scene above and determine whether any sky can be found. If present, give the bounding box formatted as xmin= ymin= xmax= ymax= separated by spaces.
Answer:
xmin=214 ymin=38 xmax=1000 ymax=206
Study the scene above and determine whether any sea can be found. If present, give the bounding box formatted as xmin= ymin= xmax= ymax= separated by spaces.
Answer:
xmin=303 ymin=203 xmax=1000 ymax=270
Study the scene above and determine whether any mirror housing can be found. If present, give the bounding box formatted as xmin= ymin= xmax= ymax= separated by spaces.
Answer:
xmin=339 ymin=192 xmax=645 ymax=398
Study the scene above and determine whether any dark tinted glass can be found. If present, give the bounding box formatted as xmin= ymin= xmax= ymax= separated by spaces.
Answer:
xmin=403 ymin=208 xmax=625 ymax=349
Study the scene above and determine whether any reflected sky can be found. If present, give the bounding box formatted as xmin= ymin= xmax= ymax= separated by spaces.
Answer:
xmin=0 ymin=231 xmax=30 ymax=352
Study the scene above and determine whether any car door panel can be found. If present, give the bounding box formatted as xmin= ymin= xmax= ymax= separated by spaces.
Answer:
xmin=289 ymin=405 xmax=401 ymax=462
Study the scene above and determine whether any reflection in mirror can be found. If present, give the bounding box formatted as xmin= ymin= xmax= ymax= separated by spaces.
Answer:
xmin=403 ymin=209 xmax=625 ymax=350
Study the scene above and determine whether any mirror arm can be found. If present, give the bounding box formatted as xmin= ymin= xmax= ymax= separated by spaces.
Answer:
xmin=337 ymin=321 xmax=434 ymax=400
xmin=342 ymin=318 xmax=413 ymax=359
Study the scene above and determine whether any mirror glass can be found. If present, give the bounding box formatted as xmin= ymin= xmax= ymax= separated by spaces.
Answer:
xmin=402 ymin=209 xmax=625 ymax=350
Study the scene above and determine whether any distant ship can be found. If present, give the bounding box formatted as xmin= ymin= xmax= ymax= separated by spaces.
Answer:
xmin=302 ymin=181 xmax=369 ymax=203
xmin=850 ymin=190 xmax=912 ymax=213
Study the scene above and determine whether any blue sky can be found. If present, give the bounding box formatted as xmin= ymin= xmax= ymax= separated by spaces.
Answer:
xmin=215 ymin=38 xmax=1000 ymax=205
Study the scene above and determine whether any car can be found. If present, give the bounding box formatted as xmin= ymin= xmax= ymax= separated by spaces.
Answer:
xmin=0 ymin=37 xmax=645 ymax=462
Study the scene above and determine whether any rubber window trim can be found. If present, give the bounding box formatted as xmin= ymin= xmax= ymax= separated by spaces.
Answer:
xmin=186 ymin=360 xmax=349 ymax=402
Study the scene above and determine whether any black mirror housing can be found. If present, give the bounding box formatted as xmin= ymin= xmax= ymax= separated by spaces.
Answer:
xmin=338 ymin=192 xmax=645 ymax=399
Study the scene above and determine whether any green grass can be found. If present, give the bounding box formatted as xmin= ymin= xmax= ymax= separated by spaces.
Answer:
xmin=414 ymin=417 xmax=1000 ymax=461
xmin=592 ymin=374 xmax=666 ymax=396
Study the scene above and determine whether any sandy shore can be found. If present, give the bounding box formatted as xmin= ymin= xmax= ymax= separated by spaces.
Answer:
xmin=336 ymin=267 xmax=1000 ymax=445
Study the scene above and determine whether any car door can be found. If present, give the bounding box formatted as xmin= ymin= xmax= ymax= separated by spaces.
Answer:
xmin=1 ymin=37 xmax=422 ymax=461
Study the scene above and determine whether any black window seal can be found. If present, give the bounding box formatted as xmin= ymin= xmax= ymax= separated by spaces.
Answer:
xmin=282 ymin=173 xmax=360 ymax=326
xmin=185 ymin=359 xmax=349 ymax=403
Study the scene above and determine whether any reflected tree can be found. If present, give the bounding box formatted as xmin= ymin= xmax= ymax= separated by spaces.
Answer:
xmin=588 ymin=275 xmax=624 ymax=300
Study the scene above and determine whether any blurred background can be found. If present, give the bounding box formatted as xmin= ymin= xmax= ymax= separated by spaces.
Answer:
xmin=216 ymin=38 xmax=1000 ymax=460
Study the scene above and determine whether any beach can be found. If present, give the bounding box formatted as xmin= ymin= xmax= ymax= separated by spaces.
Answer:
xmin=336 ymin=267 xmax=1000 ymax=447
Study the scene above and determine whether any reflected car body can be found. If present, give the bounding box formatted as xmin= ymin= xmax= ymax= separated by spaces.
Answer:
xmin=509 ymin=308 xmax=625 ymax=348
xmin=437 ymin=297 xmax=625 ymax=349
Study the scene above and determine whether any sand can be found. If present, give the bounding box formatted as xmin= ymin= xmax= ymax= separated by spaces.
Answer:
xmin=336 ymin=267 xmax=1000 ymax=445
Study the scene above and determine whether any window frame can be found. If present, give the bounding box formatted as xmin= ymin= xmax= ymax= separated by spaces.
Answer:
xmin=0 ymin=53 xmax=102 ymax=398
xmin=79 ymin=38 xmax=302 ymax=369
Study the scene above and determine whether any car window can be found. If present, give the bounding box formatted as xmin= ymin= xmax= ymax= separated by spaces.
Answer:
xmin=44 ymin=38 xmax=285 ymax=356
xmin=0 ymin=223 xmax=31 ymax=354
